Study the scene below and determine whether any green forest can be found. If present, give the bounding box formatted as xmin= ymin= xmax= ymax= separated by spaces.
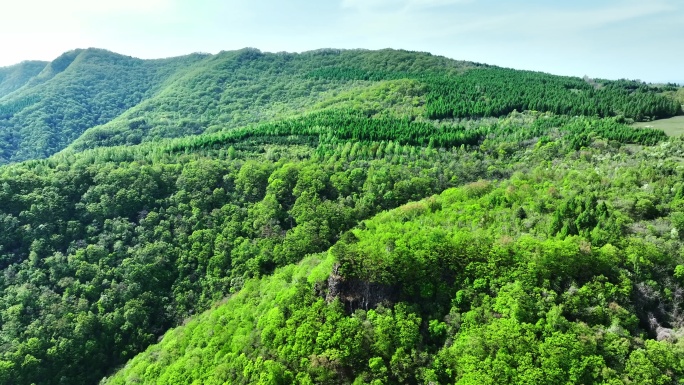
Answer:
xmin=0 ymin=47 xmax=683 ymax=385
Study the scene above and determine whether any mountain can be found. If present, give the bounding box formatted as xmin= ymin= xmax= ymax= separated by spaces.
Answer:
xmin=66 ymin=48 xmax=477 ymax=152
xmin=1 ymin=48 xmax=681 ymax=165
xmin=0 ymin=48 xmax=683 ymax=385
xmin=0 ymin=48 xmax=208 ymax=163
xmin=0 ymin=60 xmax=47 ymax=98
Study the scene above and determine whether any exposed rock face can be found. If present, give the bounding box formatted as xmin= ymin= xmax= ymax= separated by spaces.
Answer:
xmin=322 ymin=264 xmax=397 ymax=313
xmin=633 ymin=281 xmax=684 ymax=341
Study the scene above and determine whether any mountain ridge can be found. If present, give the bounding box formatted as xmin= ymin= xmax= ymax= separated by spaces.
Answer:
xmin=0 ymin=60 xmax=48 ymax=99
xmin=0 ymin=47 xmax=683 ymax=385
xmin=2 ymin=47 xmax=681 ymax=166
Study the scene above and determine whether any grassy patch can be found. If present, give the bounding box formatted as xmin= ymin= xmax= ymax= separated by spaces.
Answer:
xmin=635 ymin=116 xmax=684 ymax=137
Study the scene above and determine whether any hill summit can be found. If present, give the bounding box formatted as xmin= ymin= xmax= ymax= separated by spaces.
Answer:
xmin=0 ymin=48 xmax=680 ymax=164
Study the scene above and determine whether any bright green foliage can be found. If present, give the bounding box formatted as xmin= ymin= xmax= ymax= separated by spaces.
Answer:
xmin=309 ymin=65 xmax=682 ymax=121
xmin=105 ymin=138 xmax=684 ymax=384
xmin=0 ymin=47 xmax=682 ymax=385
xmin=0 ymin=108 xmax=676 ymax=384
xmin=0 ymin=126 xmax=509 ymax=384
xmin=1 ymin=48 xmax=679 ymax=165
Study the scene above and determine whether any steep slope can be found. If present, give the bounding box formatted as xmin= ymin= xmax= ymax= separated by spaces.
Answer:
xmin=0 ymin=105 xmax=670 ymax=385
xmin=0 ymin=60 xmax=47 ymax=98
xmin=105 ymin=140 xmax=684 ymax=384
xmin=0 ymin=120 xmax=489 ymax=385
xmin=67 ymin=48 xmax=477 ymax=151
xmin=69 ymin=49 xmax=682 ymax=154
xmin=1 ymin=48 xmax=680 ymax=164
xmin=0 ymin=47 xmax=681 ymax=385
xmin=0 ymin=49 xmax=208 ymax=163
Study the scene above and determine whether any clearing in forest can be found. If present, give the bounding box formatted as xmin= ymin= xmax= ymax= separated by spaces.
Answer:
xmin=635 ymin=115 xmax=684 ymax=136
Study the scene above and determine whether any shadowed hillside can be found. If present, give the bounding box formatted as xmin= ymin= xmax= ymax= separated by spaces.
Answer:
xmin=0 ymin=49 xmax=208 ymax=163
xmin=0 ymin=60 xmax=47 ymax=98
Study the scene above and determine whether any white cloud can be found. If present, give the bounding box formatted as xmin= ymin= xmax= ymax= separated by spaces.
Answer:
xmin=82 ymin=0 xmax=172 ymax=14
xmin=404 ymin=0 xmax=474 ymax=9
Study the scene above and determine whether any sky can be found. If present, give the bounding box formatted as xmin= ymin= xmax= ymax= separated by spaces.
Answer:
xmin=0 ymin=0 xmax=682 ymax=83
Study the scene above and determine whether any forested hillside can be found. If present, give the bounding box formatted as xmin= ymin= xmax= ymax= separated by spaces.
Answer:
xmin=66 ymin=50 xmax=682 ymax=152
xmin=0 ymin=48 xmax=682 ymax=385
xmin=106 ymin=136 xmax=684 ymax=384
xmin=0 ymin=49 xmax=208 ymax=163
xmin=0 ymin=48 xmax=680 ymax=166
xmin=0 ymin=61 xmax=47 ymax=98
xmin=66 ymin=48 xmax=476 ymax=152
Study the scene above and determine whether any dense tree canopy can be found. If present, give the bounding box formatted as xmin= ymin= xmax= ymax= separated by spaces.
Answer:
xmin=106 ymin=135 xmax=684 ymax=385
xmin=0 ymin=49 xmax=207 ymax=163
xmin=0 ymin=60 xmax=46 ymax=98
xmin=1 ymin=48 xmax=679 ymax=164
xmin=0 ymin=47 xmax=682 ymax=384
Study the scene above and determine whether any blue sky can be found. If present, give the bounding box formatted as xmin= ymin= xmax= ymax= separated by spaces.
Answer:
xmin=0 ymin=0 xmax=682 ymax=82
